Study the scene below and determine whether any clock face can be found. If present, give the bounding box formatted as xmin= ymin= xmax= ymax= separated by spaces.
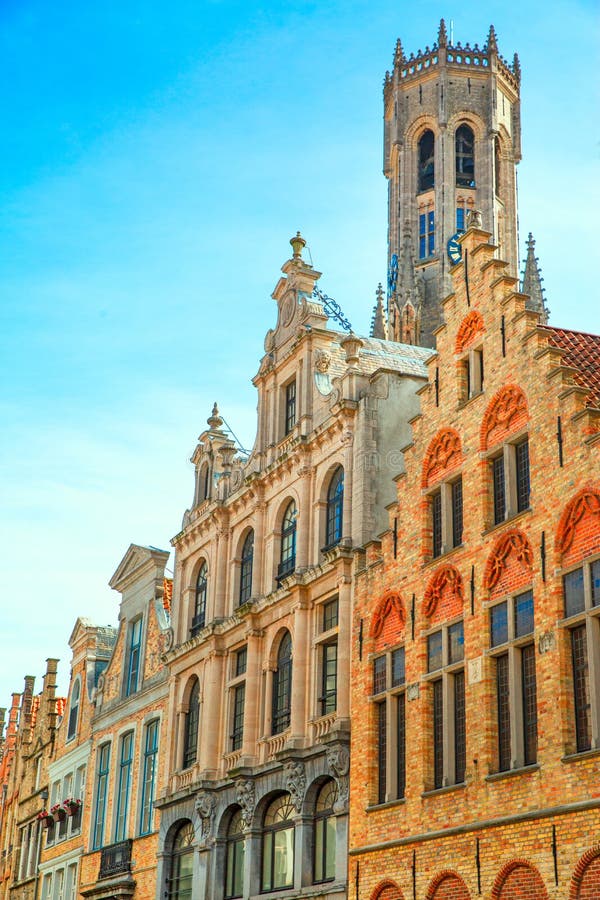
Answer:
xmin=447 ymin=234 xmax=462 ymax=265
xmin=388 ymin=254 xmax=398 ymax=293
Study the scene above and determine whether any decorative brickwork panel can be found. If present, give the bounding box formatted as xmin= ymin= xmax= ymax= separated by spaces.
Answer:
xmin=570 ymin=847 xmax=600 ymax=899
xmin=455 ymin=310 xmax=485 ymax=353
xmin=423 ymin=566 xmax=464 ymax=622
xmin=372 ymin=882 xmax=404 ymax=900
xmin=422 ymin=429 xmax=462 ymax=488
xmin=427 ymin=870 xmax=470 ymax=899
xmin=480 ymin=385 xmax=528 ymax=451
xmin=484 ymin=530 xmax=533 ymax=598
xmin=556 ymin=489 xmax=600 ymax=566
xmin=371 ymin=591 xmax=406 ymax=650
xmin=492 ymin=861 xmax=548 ymax=899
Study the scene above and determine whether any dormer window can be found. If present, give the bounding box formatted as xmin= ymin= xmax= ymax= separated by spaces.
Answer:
xmin=284 ymin=380 xmax=296 ymax=435
xmin=124 ymin=618 xmax=142 ymax=697
xmin=67 ymin=678 xmax=81 ymax=742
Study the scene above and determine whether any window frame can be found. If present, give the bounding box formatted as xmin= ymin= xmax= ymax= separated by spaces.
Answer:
xmin=92 ymin=742 xmax=111 ymax=850
xmin=423 ymin=619 xmax=466 ymax=790
xmin=114 ymin=730 xmax=134 ymax=842
xmin=324 ymin=467 xmax=344 ymax=550
xmin=418 ymin=210 xmax=435 ymax=260
xmin=191 ymin=562 xmax=208 ymax=636
xmin=124 ymin=618 xmax=142 ymax=697
xmin=66 ymin=678 xmax=81 ymax=743
xmin=168 ymin=821 xmax=195 ymax=900
xmin=488 ymin=434 xmax=530 ymax=527
xmin=313 ymin=780 xmax=338 ymax=884
xmin=277 ymin=501 xmax=297 ymax=584
xmin=225 ymin=809 xmax=245 ymax=899
xmin=239 ymin=531 xmax=254 ymax=606
xmin=487 ymin=589 xmax=538 ymax=772
xmin=182 ymin=680 xmax=200 ymax=770
xmin=370 ymin=645 xmax=406 ymax=804
xmin=272 ymin=632 xmax=293 ymax=735
xmin=455 ymin=123 xmax=475 ymax=188
xmin=417 ymin=129 xmax=435 ymax=193
xmin=139 ymin=719 xmax=159 ymax=836
xmin=428 ymin=474 xmax=463 ymax=560
xmin=261 ymin=793 xmax=295 ymax=892
xmin=284 ymin=379 xmax=297 ymax=436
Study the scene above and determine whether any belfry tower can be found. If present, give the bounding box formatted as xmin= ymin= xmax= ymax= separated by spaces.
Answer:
xmin=383 ymin=20 xmax=522 ymax=346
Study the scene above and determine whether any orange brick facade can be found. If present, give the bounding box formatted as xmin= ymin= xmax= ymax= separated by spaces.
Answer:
xmin=349 ymin=226 xmax=600 ymax=900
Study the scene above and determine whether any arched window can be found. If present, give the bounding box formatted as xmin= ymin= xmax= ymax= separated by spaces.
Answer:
xmin=67 ymin=678 xmax=81 ymax=741
xmin=198 ymin=462 xmax=210 ymax=503
xmin=168 ymin=821 xmax=194 ymax=900
xmin=239 ymin=531 xmax=254 ymax=606
xmin=272 ymin=633 xmax=292 ymax=734
xmin=325 ymin=468 xmax=344 ymax=548
xmin=456 ymin=124 xmax=475 ymax=187
xmin=261 ymin=794 xmax=295 ymax=892
xmin=278 ymin=501 xmax=297 ymax=583
xmin=314 ymin=780 xmax=337 ymax=883
xmin=225 ymin=809 xmax=245 ymax=899
xmin=418 ymin=130 xmax=435 ymax=192
xmin=182 ymin=680 xmax=200 ymax=769
xmin=191 ymin=562 xmax=208 ymax=636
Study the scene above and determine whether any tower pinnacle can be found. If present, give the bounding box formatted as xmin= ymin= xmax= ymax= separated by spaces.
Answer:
xmin=370 ymin=284 xmax=388 ymax=340
xmin=521 ymin=233 xmax=549 ymax=323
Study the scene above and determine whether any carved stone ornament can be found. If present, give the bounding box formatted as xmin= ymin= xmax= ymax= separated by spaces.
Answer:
xmin=281 ymin=291 xmax=296 ymax=327
xmin=284 ymin=761 xmax=306 ymax=812
xmin=466 ymin=208 xmax=483 ymax=229
xmin=455 ymin=310 xmax=485 ymax=354
xmin=195 ymin=791 xmax=217 ymax=841
xmin=556 ymin=489 xmax=600 ymax=555
xmin=422 ymin=428 xmax=462 ymax=488
xmin=235 ymin=779 xmax=256 ymax=832
xmin=314 ymin=349 xmax=331 ymax=373
xmin=327 ymin=746 xmax=350 ymax=813
xmin=164 ymin=627 xmax=174 ymax=652
xmin=539 ymin=631 xmax=555 ymax=654
xmin=484 ymin=529 xmax=533 ymax=591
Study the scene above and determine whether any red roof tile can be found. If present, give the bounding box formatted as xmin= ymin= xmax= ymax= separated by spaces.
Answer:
xmin=543 ymin=326 xmax=600 ymax=408
xmin=56 ymin=697 xmax=67 ymax=718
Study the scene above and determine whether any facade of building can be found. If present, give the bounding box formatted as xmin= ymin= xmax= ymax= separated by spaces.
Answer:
xmin=79 ymin=545 xmax=171 ymax=900
xmin=349 ymin=222 xmax=600 ymax=899
xmin=0 ymin=695 xmax=21 ymax=896
xmin=155 ymin=235 xmax=432 ymax=900
xmin=37 ymin=619 xmax=116 ymax=900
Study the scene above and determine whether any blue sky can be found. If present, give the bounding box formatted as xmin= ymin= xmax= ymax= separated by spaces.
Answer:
xmin=0 ymin=0 xmax=598 ymax=706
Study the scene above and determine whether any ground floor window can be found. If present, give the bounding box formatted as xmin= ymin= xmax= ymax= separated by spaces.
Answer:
xmin=169 ymin=821 xmax=194 ymax=900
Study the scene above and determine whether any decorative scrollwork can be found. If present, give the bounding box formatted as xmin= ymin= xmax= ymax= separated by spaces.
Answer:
xmin=455 ymin=310 xmax=485 ymax=353
xmin=312 ymin=286 xmax=353 ymax=332
xmin=195 ymin=791 xmax=217 ymax=841
xmin=235 ymin=779 xmax=255 ymax=832
xmin=480 ymin=385 xmax=528 ymax=450
xmin=422 ymin=428 xmax=462 ymax=488
xmin=370 ymin=591 xmax=406 ymax=639
xmin=556 ymin=489 xmax=600 ymax=555
xmin=484 ymin=530 xmax=533 ymax=591
xmin=423 ymin=566 xmax=464 ymax=618
xmin=284 ymin=761 xmax=306 ymax=812
xmin=327 ymin=746 xmax=350 ymax=813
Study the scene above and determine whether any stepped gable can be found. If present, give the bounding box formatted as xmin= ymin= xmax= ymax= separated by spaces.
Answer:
xmin=543 ymin=326 xmax=600 ymax=407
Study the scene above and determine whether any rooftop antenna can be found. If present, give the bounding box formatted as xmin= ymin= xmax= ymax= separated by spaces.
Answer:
xmin=450 ymin=19 xmax=454 ymax=44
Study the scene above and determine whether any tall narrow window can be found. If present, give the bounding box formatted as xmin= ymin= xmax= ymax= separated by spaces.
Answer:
xmin=325 ymin=467 xmax=344 ymax=548
xmin=516 ymin=439 xmax=530 ymax=513
xmin=272 ymin=632 xmax=292 ymax=734
xmin=430 ymin=475 xmax=463 ymax=558
xmin=239 ymin=531 xmax=254 ymax=606
xmin=261 ymin=794 xmax=295 ymax=891
xmin=494 ymin=137 xmax=501 ymax=196
xmin=563 ymin=558 xmax=600 ymax=752
xmin=225 ymin=809 xmax=245 ymax=899
xmin=92 ymin=743 xmax=110 ymax=850
xmin=490 ymin=590 xmax=537 ymax=771
xmin=231 ymin=684 xmax=245 ymax=751
xmin=419 ymin=211 xmax=435 ymax=260
xmin=491 ymin=437 xmax=530 ymax=526
xmin=125 ymin=618 xmax=142 ymax=696
xmin=71 ymin=765 xmax=85 ymax=834
xmin=314 ymin=780 xmax=337 ymax=883
xmin=432 ymin=491 xmax=442 ymax=558
xmin=114 ymin=731 xmax=133 ymax=842
xmin=456 ymin=124 xmax=475 ymax=187
xmin=320 ymin=643 xmax=337 ymax=716
xmin=183 ymin=679 xmax=200 ymax=769
xmin=456 ymin=206 xmax=466 ymax=233
xmin=67 ymin=679 xmax=80 ymax=742
xmin=278 ymin=501 xmax=297 ymax=583
xmin=372 ymin=648 xmax=405 ymax=804
xmin=140 ymin=720 xmax=159 ymax=835
xmin=493 ymin=456 xmax=506 ymax=525
xmin=191 ymin=562 xmax=208 ymax=636
xmin=169 ymin=821 xmax=194 ymax=900
xmin=284 ymin=380 xmax=296 ymax=435
xmin=418 ymin=129 xmax=435 ymax=192
xmin=427 ymin=621 xmax=465 ymax=789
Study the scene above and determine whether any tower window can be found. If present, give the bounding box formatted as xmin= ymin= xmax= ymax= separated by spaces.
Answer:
xmin=418 ymin=129 xmax=435 ymax=192
xmin=456 ymin=125 xmax=475 ymax=188
xmin=419 ymin=212 xmax=435 ymax=259
xmin=456 ymin=207 xmax=466 ymax=233
xmin=284 ymin=380 xmax=296 ymax=435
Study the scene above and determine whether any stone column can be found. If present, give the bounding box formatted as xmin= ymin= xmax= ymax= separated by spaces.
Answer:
xmin=200 ymin=651 xmax=226 ymax=776
xmin=251 ymin=501 xmax=266 ymax=598
xmin=341 ymin=428 xmax=354 ymax=543
xmin=213 ymin=526 xmax=230 ymax=620
xmin=336 ymin=576 xmax=352 ymax=722
xmin=290 ymin=601 xmax=310 ymax=745
xmin=296 ymin=465 xmax=312 ymax=570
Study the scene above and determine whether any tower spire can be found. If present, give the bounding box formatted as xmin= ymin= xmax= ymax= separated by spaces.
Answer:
xmin=370 ymin=283 xmax=388 ymax=340
xmin=486 ymin=24 xmax=498 ymax=54
xmin=521 ymin=233 xmax=549 ymax=323
xmin=437 ymin=18 xmax=448 ymax=48
xmin=394 ymin=38 xmax=405 ymax=69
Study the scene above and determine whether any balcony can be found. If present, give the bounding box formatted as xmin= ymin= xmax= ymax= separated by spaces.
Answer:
xmin=99 ymin=840 xmax=133 ymax=880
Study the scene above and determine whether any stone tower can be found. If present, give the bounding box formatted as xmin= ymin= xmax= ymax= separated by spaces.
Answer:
xmin=383 ymin=20 xmax=521 ymax=346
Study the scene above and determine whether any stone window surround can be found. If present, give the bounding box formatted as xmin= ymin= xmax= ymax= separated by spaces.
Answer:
xmin=425 ymin=473 xmax=464 ymax=561
xmin=313 ymin=596 xmax=339 ymax=719
xmin=368 ymin=642 xmax=406 ymax=805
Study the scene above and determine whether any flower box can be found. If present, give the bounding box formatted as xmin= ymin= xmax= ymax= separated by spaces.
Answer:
xmin=37 ymin=811 xmax=54 ymax=829
xmin=50 ymin=803 xmax=66 ymax=823
xmin=63 ymin=798 xmax=82 ymax=817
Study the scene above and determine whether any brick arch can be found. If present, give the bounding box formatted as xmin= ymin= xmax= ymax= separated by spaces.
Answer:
xmin=423 ymin=565 xmax=464 ymax=621
xmin=371 ymin=880 xmax=404 ymax=900
xmin=491 ymin=859 xmax=548 ymax=899
xmin=570 ymin=845 xmax=600 ymax=899
xmin=371 ymin=591 xmax=406 ymax=646
xmin=555 ymin=488 xmax=600 ymax=564
xmin=455 ymin=310 xmax=485 ymax=354
xmin=422 ymin=428 xmax=463 ymax=488
xmin=480 ymin=385 xmax=528 ymax=451
xmin=484 ymin=529 xmax=533 ymax=597
xmin=426 ymin=870 xmax=470 ymax=900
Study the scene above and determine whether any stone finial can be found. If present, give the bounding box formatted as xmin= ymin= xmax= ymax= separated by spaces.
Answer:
xmin=207 ymin=402 xmax=223 ymax=431
xmin=487 ymin=24 xmax=498 ymax=54
xmin=521 ymin=232 xmax=548 ymax=323
xmin=341 ymin=333 xmax=364 ymax=367
xmin=370 ymin=283 xmax=388 ymax=340
xmin=394 ymin=38 xmax=405 ymax=67
xmin=513 ymin=52 xmax=521 ymax=81
xmin=290 ymin=231 xmax=306 ymax=260
xmin=438 ymin=18 xmax=448 ymax=48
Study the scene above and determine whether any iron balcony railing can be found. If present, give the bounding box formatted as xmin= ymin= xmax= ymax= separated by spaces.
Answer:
xmin=99 ymin=839 xmax=133 ymax=879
